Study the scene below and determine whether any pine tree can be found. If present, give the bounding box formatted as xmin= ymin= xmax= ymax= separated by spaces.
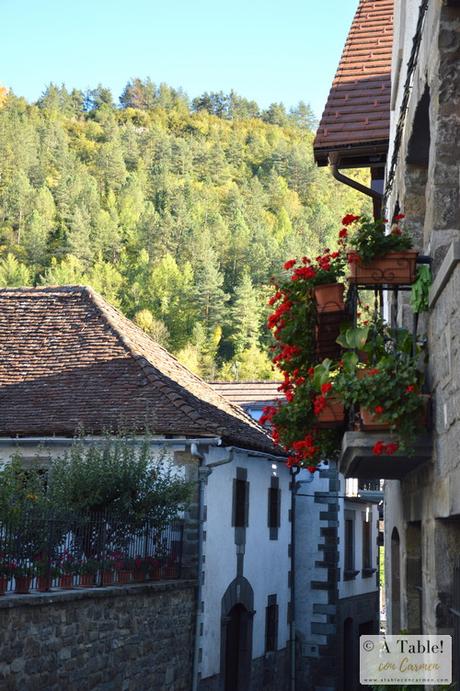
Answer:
xmin=230 ymin=272 xmax=262 ymax=355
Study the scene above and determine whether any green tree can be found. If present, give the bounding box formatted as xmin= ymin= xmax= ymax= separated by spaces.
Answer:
xmin=230 ymin=272 xmax=262 ymax=355
xmin=0 ymin=253 xmax=32 ymax=286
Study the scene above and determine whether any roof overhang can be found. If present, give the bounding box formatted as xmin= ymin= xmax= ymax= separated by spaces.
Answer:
xmin=314 ymin=141 xmax=389 ymax=168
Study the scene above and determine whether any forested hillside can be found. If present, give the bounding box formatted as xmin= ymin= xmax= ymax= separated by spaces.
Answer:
xmin=0 ymin=80 xmax=369 ymax=379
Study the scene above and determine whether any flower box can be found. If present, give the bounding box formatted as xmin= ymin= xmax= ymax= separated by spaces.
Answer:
xmin=348 ymin=251 xmax=418 ymax=286
xmin=314 ymin=283 xmax=345 ymax=314
xmin=316 ymin=398 xmax=345 ymax=428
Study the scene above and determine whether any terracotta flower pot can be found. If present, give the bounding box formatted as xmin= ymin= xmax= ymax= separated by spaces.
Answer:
xmin=37 ymin=575 xmax=52 ymax=593
xmin=101 ymin=570 xmax=113 ymax=586
xmin=14 ymin=576 xmax=31 ymax=594
xmin=149 ymin=564 xmax=161 ymax=580
xmin=59 ymin=574 xmax=73 ymax=589
xmin=0 ymin=576 xmax=8 ymax=595
xmin=79 ymin=573 xmax=95 ymax=587
xmin=315 ymin=397 xmax=345 ymax=427
xmin=116 ymin=570 xmax=132 ymax=585
xmin=314 ymin=283 xmax=345 ymax=313
xmin=348 ymin=251 xmax=418 ymax=285
xmin=133 ymin=569 xmax=146 ymax=583
xmin=360 ymin=408 xmax=390 ymax=431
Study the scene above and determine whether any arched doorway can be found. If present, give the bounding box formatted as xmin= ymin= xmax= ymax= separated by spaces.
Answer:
xmin=224 ymin=603 xmax=251 ymax=691
xmin=220 ymin=578 xmax=254 ymax=691
xmin=391 ymin=527 xmax=401 ymax=633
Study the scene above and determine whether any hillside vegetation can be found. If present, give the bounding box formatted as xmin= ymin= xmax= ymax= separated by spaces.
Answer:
xmin=0 ymin=80 xmax=369 ymax=379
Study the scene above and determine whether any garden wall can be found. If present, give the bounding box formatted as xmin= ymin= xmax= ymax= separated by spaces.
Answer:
xmin=0 ymin=579 xmax=196 ymax=690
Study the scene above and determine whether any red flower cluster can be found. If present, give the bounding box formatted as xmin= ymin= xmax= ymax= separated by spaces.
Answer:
xmin=313 ymin=395 xmax=326 ymax=415
xmin=284 ymin=259 xmax=296 ymax=270
xmin=374 ymin=405 xmax=384 ymax=415
xmin=267 ymin=299 xmax=292 ymax=330
xmin=342 ymin=214 xmax=360 ymax=226
xmin=272 ymin=343 xmax=301 ymax=366
xmin=291 ymin=265 xmax=316 ymax=282
xmin=347 ymin=251 xmax=361 ymax=264
xmin=372 ymin=441 xmax=399 ymax=456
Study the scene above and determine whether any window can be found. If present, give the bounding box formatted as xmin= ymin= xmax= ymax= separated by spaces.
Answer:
xmin=362 ymin=511 xmax=372 ymax=575
xmin=268 ymin=477 xmax=280 ymax=539
xmin=232 ymin=470 xmax=249 ymax=528
xmin=344 ymin=510 xmax=357 ymax=579
xmin=265 ymin=595 xmax=278 ymax=652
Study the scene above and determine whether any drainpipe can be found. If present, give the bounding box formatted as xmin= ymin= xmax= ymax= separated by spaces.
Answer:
xmin=328 ymin=152 xmax=383 ymax=219
xmin=191 ymin=445 xmax=235 ymax=691
xmin=290 ymin=465 xmax=300 ymax=691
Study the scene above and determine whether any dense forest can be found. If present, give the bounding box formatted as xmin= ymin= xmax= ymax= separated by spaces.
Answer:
xmin=0 ymin=79 xmax=369 ymax=379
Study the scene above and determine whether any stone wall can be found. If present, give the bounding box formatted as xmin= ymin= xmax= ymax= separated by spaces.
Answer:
xmin=0 ymin=580 xmax=196 ymax=691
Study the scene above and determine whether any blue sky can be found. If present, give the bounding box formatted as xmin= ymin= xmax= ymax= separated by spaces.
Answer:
xmin=2 ymin=0 xmax=357 ymax=118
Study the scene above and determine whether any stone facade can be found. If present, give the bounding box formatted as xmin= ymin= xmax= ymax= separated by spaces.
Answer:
xmin=384 ymin=0 xmax=460 ymax=665
xmin=0 ymin=580 xmax=196 ymax=690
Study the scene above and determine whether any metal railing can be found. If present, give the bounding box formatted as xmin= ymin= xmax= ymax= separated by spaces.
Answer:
xmin=0 ymin=509 xmax=183 ymax=594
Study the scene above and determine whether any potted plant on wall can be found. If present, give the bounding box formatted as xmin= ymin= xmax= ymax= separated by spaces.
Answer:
xmin=344 ymin=213 xmax=417 ymax=285
xmin=35 ymin=557 xmax=59 ymax=593
xmin=12 ymin=562 xmax=34 ymax=595
xmin=78 ymin=559 xmax=99 ymax=587
xmin=59 ymin=552 xmax=78 ymax=589
xmin=0 ymin=559 xmax=14 ymax=595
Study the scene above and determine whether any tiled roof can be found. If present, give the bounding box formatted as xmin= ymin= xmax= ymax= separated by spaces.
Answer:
xmin=209 ymin=382 xmax=282 ymax=407
xmin=0 ymin=286 xmax=282 ymax=455
xmin=313 ymin=0 xmax=393 ymax=164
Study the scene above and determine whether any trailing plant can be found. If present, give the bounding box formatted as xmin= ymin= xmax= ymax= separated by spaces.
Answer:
xmin=344 ymin=213 xmax=413 ymax=265
xmin=410 ymin=264 xmax=431 ymax=312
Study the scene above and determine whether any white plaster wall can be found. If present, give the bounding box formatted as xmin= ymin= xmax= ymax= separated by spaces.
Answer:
xmin=200 ymin=447 xmax=291 ymax=679
xmin=338 ymin=499 xmax=380 ymax=600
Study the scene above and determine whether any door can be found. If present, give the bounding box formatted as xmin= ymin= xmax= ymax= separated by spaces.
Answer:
xmin=224 ymin=604 xmax=251 ymax=691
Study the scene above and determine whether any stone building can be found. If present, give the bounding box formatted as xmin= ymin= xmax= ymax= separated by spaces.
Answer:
xmin=0 ymin=286 xmax=291 ymax=691
xmin=313 ymin=0 xmax=460 ymax=687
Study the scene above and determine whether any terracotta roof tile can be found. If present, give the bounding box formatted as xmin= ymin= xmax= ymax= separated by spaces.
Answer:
xmin=313 ymin=0 xmax=393 ymax=164
xmin=209 ymin=382 xmax=282 ymax=407
xmin=0 ymin=286 xmax=282 ymax=455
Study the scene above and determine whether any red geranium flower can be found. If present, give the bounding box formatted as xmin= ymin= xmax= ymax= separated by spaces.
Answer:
xmin=342 ymin=214 xmax=360 ymax=226
xmin=374 ymin=405 xmax=384 ymax=415
xmin=284 ymin=259 xmax=296 ymax=270
xmin=321 ymin=382 xmax=333 ymax=395
xmin=385 ymin=442 xmax=399 ymax=455
xmin=338 ymin=228 xmax=348 ymax=238
xmin=405 ymin=385 xmax=415 ymax=393
xmin=308 ymin=367 xmax=315 ymax=378
xmin=393 ymin=213 xmax=405 ymax=221
xmin=372 ymin=441 xmax=385 ymax=455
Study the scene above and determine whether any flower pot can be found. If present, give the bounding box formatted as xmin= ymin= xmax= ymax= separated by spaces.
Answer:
xmin=116 ymin=570 xmax=132 ymax=585
xmin=360 ymin=408 xmax=390 ymax=431
xmin=0 ymin=576 xmax=8 ymax=595
xmin=133 ymin=569 xmax=146 ymax=583
xmin=37 ymin=575 xmax=51 ymax=592
xmin=101 ymin=570 xmax=113 ymax=586
xmin=315 ymin=397 xmax=345 ymax=427
xmin=14 ymin=576 xmax=31 ymax=594
xmin=348 ymin=251 xmax=418 ymax=286
xmin=79 ymin=573 xmax=95 ymax=588
xmin=162 ymin=565 xmax=177 ymax=580
xmin=314 ymin=283 xmax=345 ymax=313
xmin=59 ymin=574 xmax=73 ymax=589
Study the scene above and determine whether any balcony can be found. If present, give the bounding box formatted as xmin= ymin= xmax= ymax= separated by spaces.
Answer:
xmin=338 ymin=255 xmax=432 ymax=480
xmin=345 ymin=478 xmax=383 ymax=502
xmin=340 ymin=431 xmax=432 ymax=480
